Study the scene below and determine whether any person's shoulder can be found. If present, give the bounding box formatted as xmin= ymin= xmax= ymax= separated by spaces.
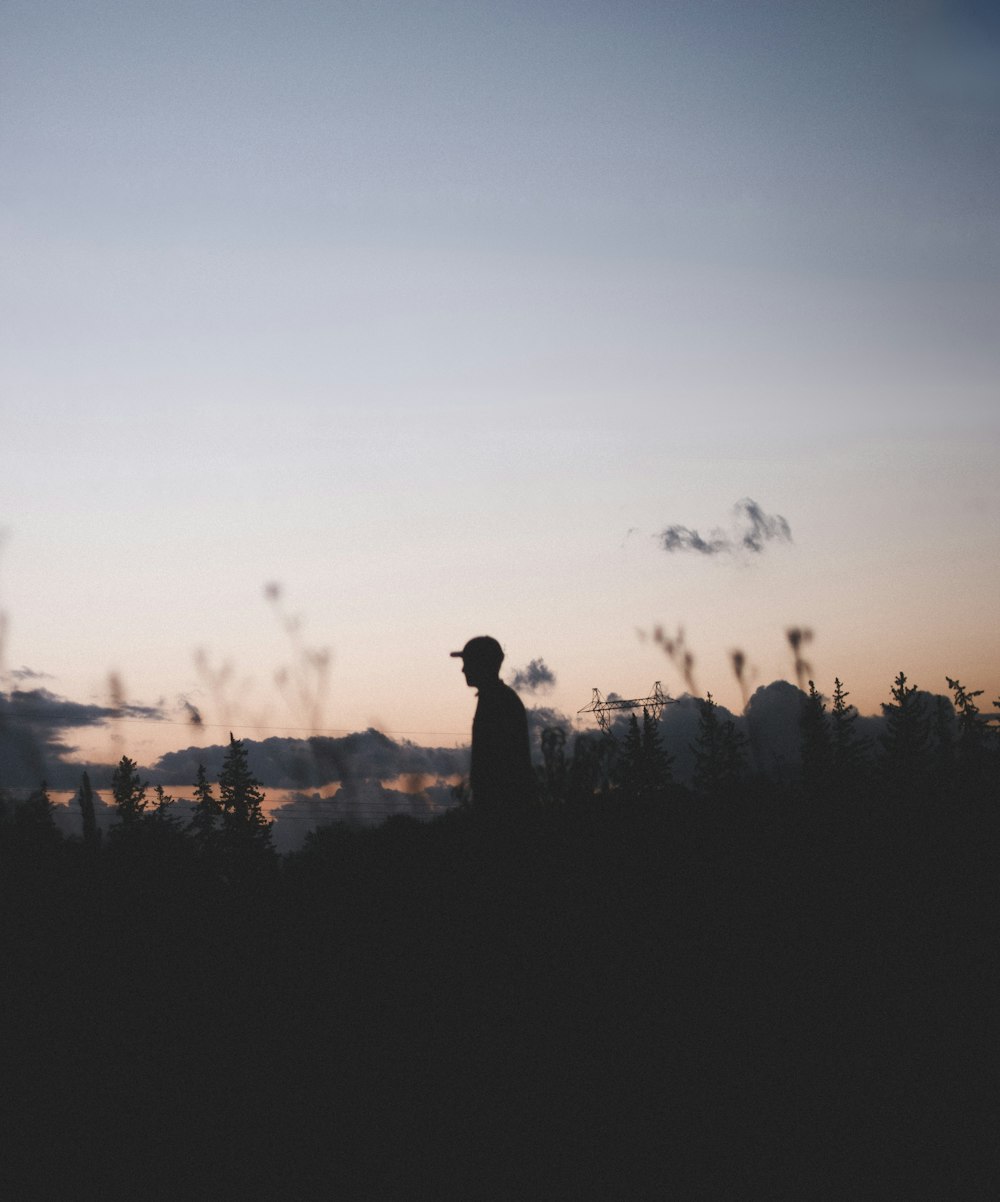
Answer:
xmin=498 ymin=681 xmax=527 ymax=712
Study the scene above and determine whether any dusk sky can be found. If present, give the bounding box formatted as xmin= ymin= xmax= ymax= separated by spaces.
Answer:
xmin=3 ymin=0 xmax=998 ymax=773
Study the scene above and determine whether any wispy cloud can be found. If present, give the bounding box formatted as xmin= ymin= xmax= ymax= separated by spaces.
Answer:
xmin=510 ymin=658 xmax=556 ymax=693
xmin=7 ymin=666 xmax=54 ymax=683
xmin=656 ymin=498 xmax=792 ymax=557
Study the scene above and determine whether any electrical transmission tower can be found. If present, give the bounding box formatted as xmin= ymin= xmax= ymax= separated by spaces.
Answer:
xmin=578 ymin=681 xmax=674 ymax=734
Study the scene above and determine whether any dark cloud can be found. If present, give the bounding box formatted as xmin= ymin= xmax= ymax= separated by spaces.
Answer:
xmin=658 ymin=527 xmax=730 ymax=555
xmin=510 ymin=658 xmax=556 ymax=693
xmin=0 ymin=688 xmax=164 ymax=790
xmin=3 ymin=688 xmax=127 ymax=729
xmin=743 ymin=680 xmax=808 ymax=780
xmin=7 ymin=666 xmax=54 ymax=683
xmin=657 ymin=498 xmax=792 ymax=557
xmin=151 ymin=729 xmax=468 ymax=790
xmin=270 ymin=780 xmax=450 ymax=851
xmin=738 ymin=499 xmax=792 ymax=553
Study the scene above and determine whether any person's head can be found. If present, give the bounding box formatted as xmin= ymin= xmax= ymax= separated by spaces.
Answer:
xmin=451 ymin=636 xmax=504 ymax=689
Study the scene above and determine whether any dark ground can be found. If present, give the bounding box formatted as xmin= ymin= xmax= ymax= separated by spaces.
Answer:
xmin=2 ymin=786 xmax=998 ymax=1200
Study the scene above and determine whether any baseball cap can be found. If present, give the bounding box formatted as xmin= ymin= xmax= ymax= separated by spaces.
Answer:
xmin=450 ymin=636 xmax=503 ymax=663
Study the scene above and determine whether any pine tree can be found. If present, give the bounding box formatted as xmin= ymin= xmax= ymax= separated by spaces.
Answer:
xmin=538 ymin=726 xmax=568 ymax=807
xmin=150 ymin=784 xmax=179 ymax=826
xmin=15 ymin=780 xmax=59 ymax=848
xmin=111 ymin=756 xmax=148 ymax=827
xmin=930 ymin=695 xmax=956 ymax=792
xmin=830 ymin=677 xmax=867 ymax=789
xmin=566 ymin=733 xmax=616 ymax=809
xmin=218 ymin=733 xmax=273 ymax=857
xmin=641 ymin=707 xmax=673 ymax=799
xmin=879 ymin=671 xmax=931 ymax=796
xmin=800 ymin=681 xmax=831 ymax=796
xmin=189 ymin=762 xmax=221 ymax=850
xmin=620 ymin=713 xmax=644 ymax=800
xmin=17 ymin=779 xmax=55 ymax=826
xmin=692 ymin=694 xmax=746 ymax=797
xmin=719 ymin=715 xmax=748 ymax=788
xmin=946 ymin=677 xmax=989 ymax=790
xmin=77 ymin=770 xmax=99 ymax=851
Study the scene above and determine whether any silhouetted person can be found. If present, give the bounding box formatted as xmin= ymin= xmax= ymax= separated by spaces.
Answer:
xmin=451 ymin=636 xmax=535 ymax=816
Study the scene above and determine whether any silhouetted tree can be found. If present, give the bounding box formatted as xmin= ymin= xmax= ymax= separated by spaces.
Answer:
xmin=692 ymin=693 xmax=746 ymax=797
xmin=620 ymin=713 xmax=644 ymax=800
xmin=0 ymin=780 xmax=61 ymax=858
xmin=111 ymin=755 xmax=148 ymax=828
xmin=946 ymin=677 xmax=991 ymax=792
xmin=189 ymin=762 xmax=221 ymax=851
xmin=218 ymin=733 xmax=273 ymax=857
xmin=642 ymin=707 xmax=673 ymax=798
xmin=830 ymin=677 xmax=867 ymax=789
xmin=930 ymin=694 xmax=956 ymax=792
xmin=800 ymin=680 xmax=831 ymax=796
xmin=620 ymin=708 xmax=672 ymax=801
xmin=565 ymin=733 xmax=613 ymax=809
xmin=16 ymin=779 xmax=56 ymax=827
xmin=13 ymin=780 xmax=60 ymax=851
xmin=879 ymin=671 xmax=931 ymax=796
xmin=147 ymin=784 xmax=183 ymax=841
xmin=77 ymin=770 xmax=99 ymax=852
xmin=538 ymin=726 xmax=568 ymax=806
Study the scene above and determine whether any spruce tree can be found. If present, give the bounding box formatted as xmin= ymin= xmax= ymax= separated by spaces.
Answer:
xmin=830 ymin=677 xmax=867 ymax=789
xmin=621 ymin=713 xmax=644 ymax=800
xmin=77 ymin=770 xmax=99 ymax=851
xmin=946 ymin=677 xmax=989 ymax=791
xmin=930 ymin=695 xmax=956 ymax=793
xmin=879 ymin=671 xmax=931 ymax=796
xmin=15 ymin=781 xmax=59 ymax=848
xmin=189 ymin=762 xmax=221 ymax=850
xmin=692 ymin=694 xmax=746 ymax=797
xmin=539 ymin=726 xmax=568 ymax=807
xmin=111 ymin=756 xmax=148 ymax=828
xmin=218 ymin=733 xmax=273 ymax=856
xmin=800 ymin=681 xmax=831 ymax=796
xmin=641 ymin=707 xmax=673 ymax=799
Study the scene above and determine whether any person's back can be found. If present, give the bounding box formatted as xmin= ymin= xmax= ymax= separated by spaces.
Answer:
xmin=471 ymin=677 xmax=535 ymax=813
xmin=451 ymin=636 xmax=536 ymax=817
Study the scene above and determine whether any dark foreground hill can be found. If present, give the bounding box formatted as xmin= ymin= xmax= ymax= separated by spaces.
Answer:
xmin=2 ymin=783 xmax=998 ymax=1200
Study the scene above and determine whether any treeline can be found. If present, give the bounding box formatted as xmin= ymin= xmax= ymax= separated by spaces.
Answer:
xmin=2 ymin=671 xmax=998 ymax=861
xmin=0 ymin=732 xmax=275 ymax=872
xmin=1 ymin=670 xmax=997 ymax=1197
xmin=534 ymin=671 xmax=999 ymax=811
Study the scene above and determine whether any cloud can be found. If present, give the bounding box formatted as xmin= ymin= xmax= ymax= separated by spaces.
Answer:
xmin=737 ymin=499 xmax=792 ymax=552
xmin=7 ymin=666 xmax=54 ymax=683
xmin=0 ymin=688 xmax=165 ymax=789
xmin=151 ymin=729 xmax=468 ymax=790
xmin=510 ymin=658 xmax=556 ymax=693
xmin=658 ymin=527 xmax=730 ymax=555
xmin=656 ymin=498 xmax=792 ymax=557
xmin=269 ymin=780 xmax=451 ymax=851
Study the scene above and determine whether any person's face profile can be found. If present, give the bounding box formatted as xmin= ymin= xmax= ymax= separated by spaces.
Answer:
xmin=461 ymin=655 xmax=489 ymax=689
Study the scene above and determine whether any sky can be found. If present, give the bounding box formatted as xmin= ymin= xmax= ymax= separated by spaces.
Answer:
xmin=2 ymin=0 xmax=999 ymax=785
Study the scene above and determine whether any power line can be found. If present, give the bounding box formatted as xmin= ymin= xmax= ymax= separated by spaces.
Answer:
xmin=93 ymin=715 xmax=470 ymax=739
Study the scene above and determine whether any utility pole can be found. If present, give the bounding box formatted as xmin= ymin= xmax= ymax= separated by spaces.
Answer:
xmin=578 ymin=681 xmax=674 ymax=734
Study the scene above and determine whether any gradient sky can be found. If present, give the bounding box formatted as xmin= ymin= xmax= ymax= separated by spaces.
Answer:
xmin=3 ymin=0 xmax=999 ymax=769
